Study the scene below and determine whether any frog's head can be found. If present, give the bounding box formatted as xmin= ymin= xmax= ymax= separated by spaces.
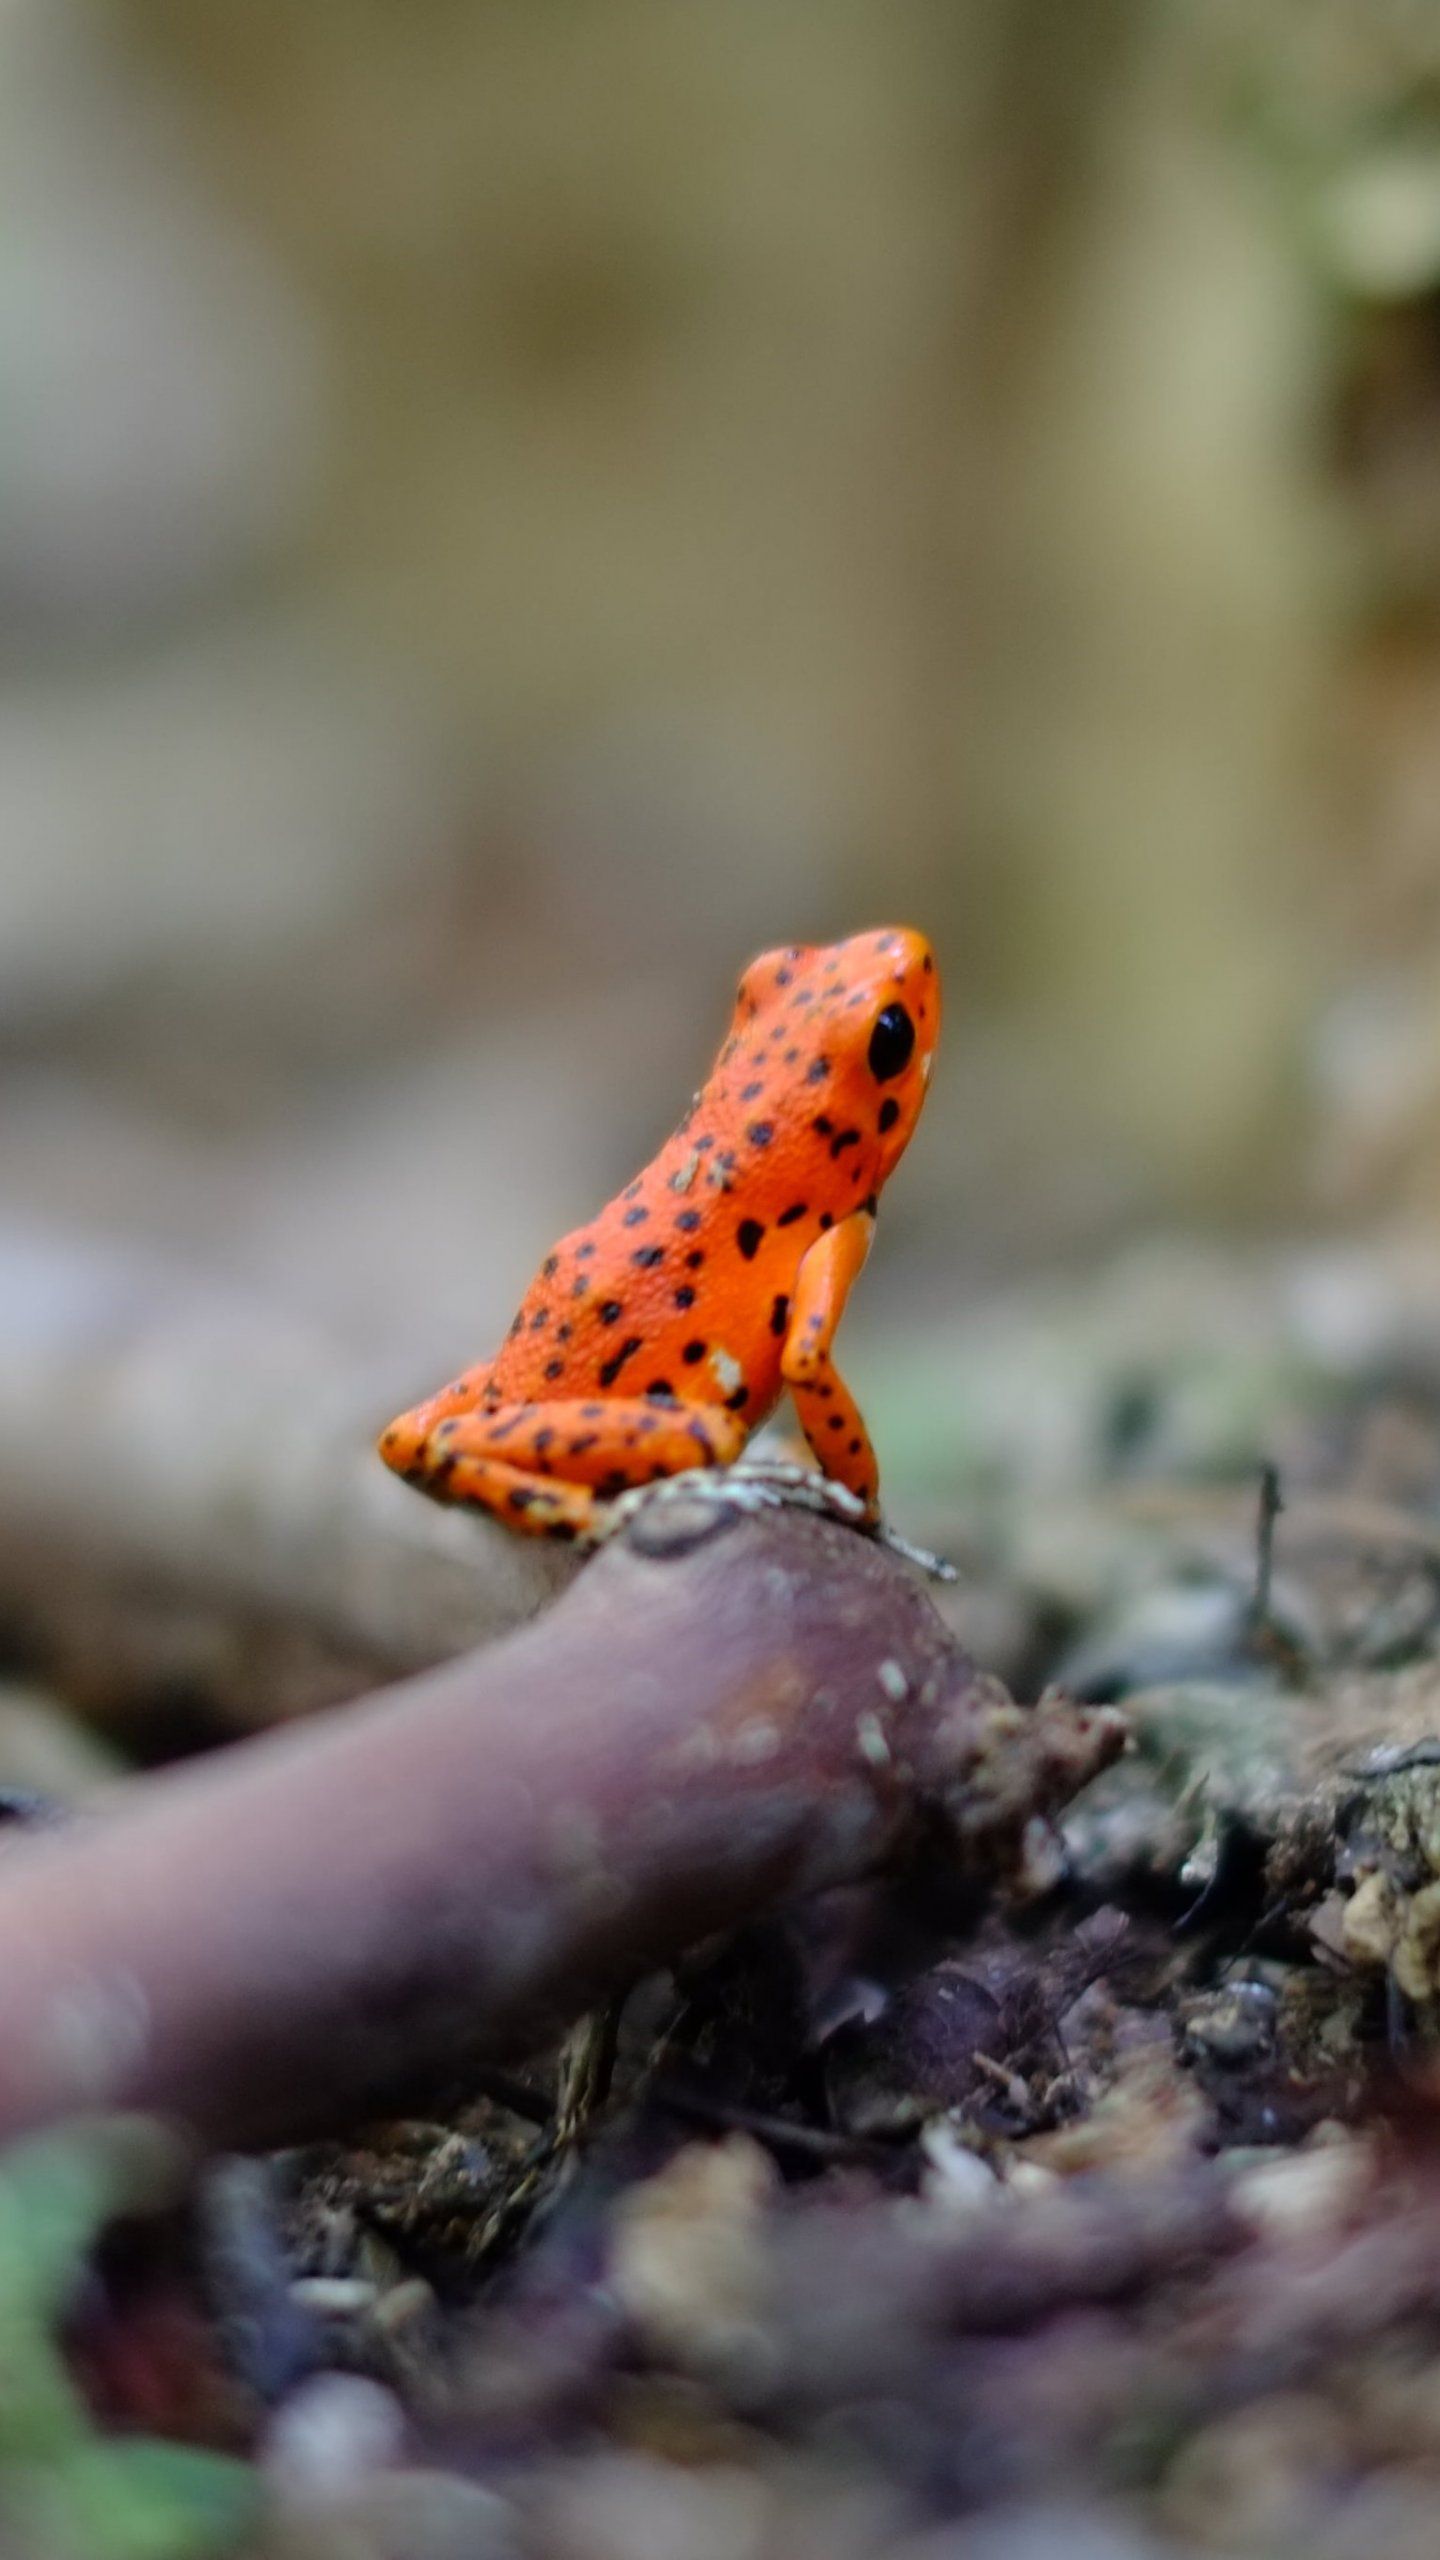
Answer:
xmin=733 ymin=925 xmax=940 ymax=1189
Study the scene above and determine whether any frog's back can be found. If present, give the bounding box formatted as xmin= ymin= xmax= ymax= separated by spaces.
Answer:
xmin=488 ymin=927 xmax=939 ymax=1426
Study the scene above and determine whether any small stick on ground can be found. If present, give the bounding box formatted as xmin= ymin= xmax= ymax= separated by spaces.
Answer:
xmin=1251 ymin=1459 xmax=1283 ymax=1633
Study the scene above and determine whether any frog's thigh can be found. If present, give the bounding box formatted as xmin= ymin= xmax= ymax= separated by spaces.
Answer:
xmin=780 ymin=1212 xmax=880 ymax=1514
xmin=416 ymin=1395 xmax=750 ymax=1495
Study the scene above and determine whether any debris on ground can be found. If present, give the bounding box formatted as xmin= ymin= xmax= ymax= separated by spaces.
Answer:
xmin=14 ymin=1242 xmax=1440 ymax=2555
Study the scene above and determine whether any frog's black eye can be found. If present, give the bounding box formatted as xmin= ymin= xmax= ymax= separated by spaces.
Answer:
xmin=868 ymin=1001 xmax=914 ymax=1082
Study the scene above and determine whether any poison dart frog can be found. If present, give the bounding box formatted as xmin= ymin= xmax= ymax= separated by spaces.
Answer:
xmin=379 ymin=927 xmax=939 ymax=1541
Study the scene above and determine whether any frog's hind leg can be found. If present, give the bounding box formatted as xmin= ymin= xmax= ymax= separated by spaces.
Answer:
xmin=378 ymin=1360 xmax=497 ymax=1476
xmin=384 ymin=1395 xmax=750 ymax=1539
xmin=406 ymin=1453 xmax=600 ymax=1542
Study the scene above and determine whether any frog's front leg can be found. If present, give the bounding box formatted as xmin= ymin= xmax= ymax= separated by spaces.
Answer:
xmin=380 ymin=1394 xmax=750 ymax=1539
xmin=780 ymin=1209 xmax=880 ymax=1517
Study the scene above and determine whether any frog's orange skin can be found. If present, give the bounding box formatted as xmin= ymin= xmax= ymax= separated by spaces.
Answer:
xmin=379 ymin=927 xmax=939 ymax=1541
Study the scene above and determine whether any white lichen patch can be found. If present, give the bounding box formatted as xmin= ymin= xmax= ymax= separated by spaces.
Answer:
xmin=711 ymin=1347 xmax=744 ymax=1398
xmin=732 ymin=1719 xmax=781 ymax=1764
xmin=856 ymin=1710 xmax=890 ymax=1767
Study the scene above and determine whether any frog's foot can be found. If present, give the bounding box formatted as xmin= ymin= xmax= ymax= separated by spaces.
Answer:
xmin=599 ymin=1458 xmax=957 ymax=1582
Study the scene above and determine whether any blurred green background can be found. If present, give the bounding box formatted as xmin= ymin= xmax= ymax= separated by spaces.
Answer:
xmin=8 ymin=0 xmax=1440 ymax=1394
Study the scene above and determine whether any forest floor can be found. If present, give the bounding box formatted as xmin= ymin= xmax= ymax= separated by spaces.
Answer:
xmin=9 ymin=1231 xmax=1440 ymax=2559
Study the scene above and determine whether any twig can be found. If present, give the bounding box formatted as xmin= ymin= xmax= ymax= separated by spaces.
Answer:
xmin=653 ymin=2082 xmax=888 ymax=2164
xmin=1251 ymin=1460 xmax=1283 ymax=1633
xmin=0 ymin=1496 xmax=1123 ymax=2150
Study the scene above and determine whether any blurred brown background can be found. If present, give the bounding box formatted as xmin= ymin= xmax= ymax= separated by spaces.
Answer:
xmin=7 ymin=0 xmax=1440 ymax=1442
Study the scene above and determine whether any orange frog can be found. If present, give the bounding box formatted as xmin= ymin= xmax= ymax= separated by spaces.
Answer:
xmin=379 ymin=927 xmax=939 ymax=1542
